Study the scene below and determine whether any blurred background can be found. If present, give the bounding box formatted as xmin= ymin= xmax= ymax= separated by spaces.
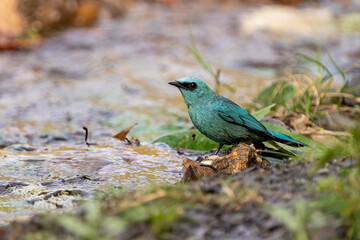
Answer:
xmin=0 ymin=0 xmax=360 ymax=142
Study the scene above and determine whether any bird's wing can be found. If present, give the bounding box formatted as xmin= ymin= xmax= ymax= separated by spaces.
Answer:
xmin=211 ymin=97 xmax=272 ymax=138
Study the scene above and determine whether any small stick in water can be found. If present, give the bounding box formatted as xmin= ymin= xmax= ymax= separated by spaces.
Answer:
xmin=82 ymin=126 xmax=92 ymax=147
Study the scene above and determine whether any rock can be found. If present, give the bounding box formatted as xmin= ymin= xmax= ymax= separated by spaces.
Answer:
xmin=182 ymin=144 xmax=261 ymax=182
xmin=27 ymin=189 xmax=89 ymax=209
xmin=207 ymin=144 xmax=260 ymax=175
xmin=0 ymin=181 xmax=30 ymax=195
xmin=182 ymin=158 xmax=217 ymax=182
xmin=41 ymin=189 xmax=88 ymax=201
xmin=7 ymin=144 xmax=36 ymax=152
xmin=41 ymin=174 xmax=105 ymax=187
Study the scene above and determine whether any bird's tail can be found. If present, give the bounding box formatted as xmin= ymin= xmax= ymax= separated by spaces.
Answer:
xmin=267 ymin=129 xmax=307 ymax=147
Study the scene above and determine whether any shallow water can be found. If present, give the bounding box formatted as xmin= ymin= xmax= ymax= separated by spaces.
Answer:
xmin=0 ymin=139 xmax=182 ymax=224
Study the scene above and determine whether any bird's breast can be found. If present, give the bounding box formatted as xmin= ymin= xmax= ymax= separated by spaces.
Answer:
xmin=188 ymin=104 xmax=231 ymax=143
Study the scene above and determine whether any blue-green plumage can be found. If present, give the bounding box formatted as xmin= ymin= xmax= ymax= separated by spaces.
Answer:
xmin=169 ymin=77 xmax=306 ymax=153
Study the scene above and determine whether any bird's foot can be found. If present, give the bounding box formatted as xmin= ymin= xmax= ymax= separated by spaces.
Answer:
xmin=214 ymin=144 xmax=224 ymax=155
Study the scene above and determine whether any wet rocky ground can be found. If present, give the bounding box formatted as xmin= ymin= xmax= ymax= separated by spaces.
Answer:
xmin=0 ymin=0 xmax=360 ymax=232
xmin=0 ymin=157 xmax=353 ymax=239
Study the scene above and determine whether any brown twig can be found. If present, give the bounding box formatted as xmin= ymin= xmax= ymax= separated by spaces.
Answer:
xmin=323 ymin=92 xmax=360 ymax=103
xmin=125 ymin=138 xmax=132 ymax=145
xmin=82 ymin=126 xmax=97 ymax=146
xmin=318 ymin=105 xmax=360 ymax=114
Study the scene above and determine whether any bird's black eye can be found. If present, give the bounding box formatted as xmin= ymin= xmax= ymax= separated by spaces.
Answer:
xmin=189 ymin=82 xmax=197 ymax=90
xmin=179 ymin=81 xmax=198 ymax=91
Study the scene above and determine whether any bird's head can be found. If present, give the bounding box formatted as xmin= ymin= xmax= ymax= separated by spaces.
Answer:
xmin=169 ymin=77 xmax=214 ymax=107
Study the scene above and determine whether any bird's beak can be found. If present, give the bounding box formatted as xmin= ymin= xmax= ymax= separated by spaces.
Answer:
xmin=168 ymin=81 xmax=182 ymax=88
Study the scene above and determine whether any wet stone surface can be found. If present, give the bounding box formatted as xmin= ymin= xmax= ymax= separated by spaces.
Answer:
xmin=0 ymin=181 xmax=30 ymax=195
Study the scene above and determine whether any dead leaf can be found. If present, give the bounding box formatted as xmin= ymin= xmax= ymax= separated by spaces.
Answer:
xmin=0 ymin=38 xmax=41 ymax=51
xmin=113 ymin=123 xmax=137 ymax=141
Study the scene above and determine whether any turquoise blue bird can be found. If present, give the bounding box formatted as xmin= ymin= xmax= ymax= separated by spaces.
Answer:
xmin=169 ymin=77 xmax=306 ymax=155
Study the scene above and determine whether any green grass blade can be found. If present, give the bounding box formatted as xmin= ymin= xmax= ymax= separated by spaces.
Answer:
xmin=252 ymin=103 xmax=276 ymax=120
xmin=327 ymin=51 xmax=347 ymax=83
xmin=297 ymin=53 xmax=333 ymax=83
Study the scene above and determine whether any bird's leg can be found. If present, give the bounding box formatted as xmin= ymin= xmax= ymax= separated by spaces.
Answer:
xmin=214 ymin=144 xmax=224 ymax=155
xmin=254 ymin=142 xmax=265 ymax=150
xmin=222 ymin=143 xmax=237 ymax=155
